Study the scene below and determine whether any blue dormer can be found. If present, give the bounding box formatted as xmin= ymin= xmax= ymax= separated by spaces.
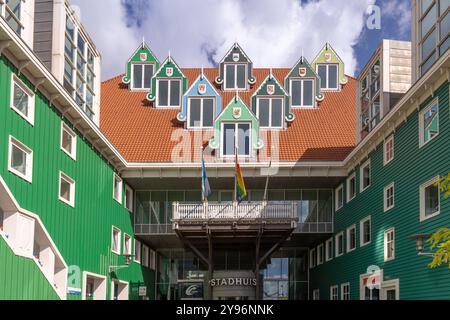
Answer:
xmin=178 ymin=70 xmax=222 ymax=128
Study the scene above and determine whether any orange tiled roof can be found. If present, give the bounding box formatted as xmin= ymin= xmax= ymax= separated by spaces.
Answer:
xmin=100 ymin=68 xmax=356 ymax=163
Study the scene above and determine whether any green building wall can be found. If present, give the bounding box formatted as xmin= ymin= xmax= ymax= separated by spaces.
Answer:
xmin=0 ymin=55 xmax=154 ymax=300
xmin=309 ymin=81 xmax=450 ymax=300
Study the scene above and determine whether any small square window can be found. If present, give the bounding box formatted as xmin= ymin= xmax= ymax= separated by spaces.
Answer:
xmin=360 ymin=160 xmax=371 ymax=192
xmin=347 ymin=225 xmax=356 ymax=252
xmin=290 ymin=79 xmax=314 ymax=108
xmin=131 ymin=63 xmax=154 ymax=90
xmin=335 ymin=232 xmax=344 ymax=257
xmin=8 ymin=136 xmax=33 ymax=183
xmin=188 ymin=98 xmax=215 ymax=128
xmin=346 ymin=173 xmax=356 ymax=202
xmin=384 ymin=228 xmax=395 ymax=261
xmin=134 ymin=239 xmax=141 ymax=263
xmin=125 ymin=185 xmax=133 ymax=212
xmin=111 ymin=227 xmax=121 ymax=255
xmin=330 ymin=285 xmax=339 ymax=300
xmin=113 ymin=174 xmax=123 ymax=204
xmin=61 ymin=122 xmax=77 ymax=160
xmin=224 ymin=64 xmax=247 ymax=90
xmin=360 ymin=216 xmax=371 ymax=246
xmin=335 ymin=185 xmax=344 ymax=210
xmin=10 ymin=75 xmax=35 ymax=125
xmin=419 ymin=100 xmax=439 ymax=147
xmin=123 ymin=234 xmax=132 ymax=256
xmin=383 ymin=135 xmax=394 ymax=165
xmin=420 ymin=176 xmax=440 ymax=221
xmin=384 ymin=183 xmax=395 ymax=212
xmin=257 ymin=97 xmax=284 ymax=128
xmin=59 ymin=172 xmax=75 ymax=207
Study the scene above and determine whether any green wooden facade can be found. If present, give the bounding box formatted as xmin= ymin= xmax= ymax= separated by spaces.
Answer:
xmin=309 ymin=81 xmax=450 ymax=300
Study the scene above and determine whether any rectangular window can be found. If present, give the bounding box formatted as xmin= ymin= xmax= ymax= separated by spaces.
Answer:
xmin=290 ymin=79 xmax=314 ymax=108
xmin=113 ymin=174 xmax=123 ymax=204
xmin=59 ymin=172 xmax=75 ymax=207
xmin=10 ymin=75 xmax=35 ymax=125
xmin=325 ymin=238 xmax=333 ymax=261
xmin=346 ymin=173 xmax=356 ymax=202
xmin=335 ymin=185 xmax=343 ymax=211
xmin=157 ymin=79 xmax=181 ymax=107
xmin=125 ymin=185 xmax=133 ymax=212
xmin=335 ymin=232 xmax=344 ymax=257
xmin=317 ymin=64 xmax=339 ymax=90
xmin=309 ymin=248 xmax=316 ymax=268
xmin=8 ymin=136 xmax=33 ymax=182
xmin=420 ymin=176 xmax=441 ymax=221
xmin=134 ymin=239 xmax=141 ymax=263
xmin=384 ymin=183 xmax=395 ymax=212
xmin=123 ymin=234 xmax=132 ymax=256
xmin=360 ymin=160 xmax=371 ymax=192
xmin=222 ymin=123 xmax=251 ymax=157
xmin=347 ymin=225 xmax=356 ymax=252
xmin=5 ymin=0 xmax=22 ymax=35
xmin=256 ymin=97 xmax=284 ymax=128
xmin=317 ymin=244 xmax=324 ymax=265
xmin=330 ymin=285 xmax=339 ymax=300
xmin=149 ymin=250 xmax=156 ymax=270
xmin=384 ymin=228 xmax=395 ymax=261
xmin=131 ymin=63 xmax=154 ymax=90
xmin=419 ymin=100 xmax=439 ymax=147
xmin=360 ymin=216 xmax=371 ymax=246
xmin=142 ymin=245 xmax=149 ymax=267
xmin=341 ymin=283 xmax=350 ymax=300
xmin=188 ymin=98 xmax=215 ymax=128
xmin=111 ymin=227 xmax=121 ymax=254
xmin=60 ymin=122 xmax=77 ymax=160
xmin=383 ymin=135 xmax=394 ymax=165
xmin=313 ymin=289 xmax=320 ymax=300
xmin=224 ymin=64 xmax=247 ymax=90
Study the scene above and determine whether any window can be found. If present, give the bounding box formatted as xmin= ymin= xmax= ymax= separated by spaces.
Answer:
xmin=113 ymin=174 xmax=123 ymax=204
xmin=123 ymin=234 xmax=132 ymax=256
xmin=8 ymin=136 xmax=33 ymax=182
xmin=317 ymin=64 xmax=339 ymax=90
xmin=335 ymin=185 xmax=343 ymax=210
xmin=330 ymin=285 xmax=339 ymax=300
xmin=360 ymin=216 xmax=371 ymax=246
xmin=359 ymin=59 xmax=381 ymax=138
xmin=384 ymin=228 xmax=395 ymax=261
xmin=58 ymin=172 xmax=75 ymax=207
xmin=335 ymin=232 xmax=344 ymax=257
xmin=325 ymin=238 xmax=333 ymax=261
xmin=134 ymin=239 xmax=141 ymax=263
xmin=309 ymin=248 xmax=316 ymax=268
xmin=360 ymin=160 xmax=371 ymax=192
xmin=347 ymin=225 xmax=356 ymax=252
xmin=5 ymin=0 xmax=23 ymax=35
xmin=10 ymin=75 xmax=34 ymax=124
xmin=313 ymin=289 xmax=320 ymax=300
xmin=381 ymin=279 xmax=399 ymax=300
xmin=111 ymin=227 xmax=121 ymax=254
xmin=419 ymin=100 xmax=439 ymax=147
xmin=420 ymin=176 xmax=441 ymax=221
xmin=256 ymin=98 xmax=283 ymax=128
xmin=383 ymin=135 xmax=394 ymax=165
xmin=341 ymin=283 xmax=350 ymax=300
xmin=222 ymin=123 xmax=251 ymax=157
xmin=142 ymin=245 xmax=149 ymax=267
xmin=290 ymin=79 xmax=314 ymax=108
xmin=83 ymin=272 xmax=107 ymax=300
xmin=317 ymin=244 xmax=324 ymax=265
xmin=188 ymin=98 xmax=215 ymax=128
xmin=224 ymin=64 xmax=247 ymax=90
xmin=384 ymin=183 xmax=395 ymax=212
xmin=346 ymin=173 xmax=356 ymax=202
xmin=125 ymin=185 xmax=133 ymax=212
xmin=60 ymin=122 xmax=77 ymax=160
xmin=149 ymin=250 xmax=156 ymax=270
xmin=157 ymin=79 xmax=181 ymax=107
xmin=131 ymin=63 xmax=154 ymax=90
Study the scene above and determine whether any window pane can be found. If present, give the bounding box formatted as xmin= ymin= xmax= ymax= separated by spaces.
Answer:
xmin=440 ymin=0 xmax=450 ymax=15
xmin=440 ymin=11 xmax=449 ymax=40
xmin=440 ymin=35 xmax=450 ymax=55
xmin=422 ymin=28 xmax=436 ymax=60
xmin=303 ymin=80 xmax=313 ymax=106
xmin=237 ymin=65 xmax=246 ymax=89
xmin=77 ymin=52 xmax=85 ymax=75
xmin=62 ymin=130 xmax=73 ymax=153
xmin=272 ymin=99 xmax=283 ymax=127
xmin=77 ymin=36 xmax=85 ymax=54
xmin=158 ymin=80 xmax=168 ymax=106
xmin=317 ymin=65 xmax=327 ymax=89
xmin=425 ymin=184 xmax=439 ymax=215
xmin=223 ymin=124 xmax=235 ymax=155
xmin=423 ymin=103 xmax=439 ymax=143
xmin=291 ymin=80 xmax=302 ymax=106
xmin=66 ymin=16 xmax=75 ymax=40
xmin=189 ymin=99 xmax=201 ymax=127
xmin=64 ymin=59 xmax=73 ymax=82
xmin=133 ymin=64 xmax=143 ymax=89
xmin=13 ymin=83 xmax=28 ymax=116
xmin=11 ymin=145 xmax=26 ymax=174
xmin=422 ymin=4 xmax=437 ymax=36
xmin=328 ymin=65 xmax=338 ymax=89
xmin=144 ymin=64 xmax=153 ymax=89
xmin=238 ymin=123 xmax=250 ymax=156
xmin=258 ymin=99 xmax=270 ymax=127
xmin=225 ymin=65 xmax=235 ymax=89
xmin=87 ymin=69 xmax=94 ymax=89
xmin=60 ymin=179 xmax=71 ymax=201
xmin=65 ymin=35 xmax=74 ymax=60
xmin=203 ymin=98 xmax=214 ymax=127
xmin=169 ymin=80 xmax=180 ymax=106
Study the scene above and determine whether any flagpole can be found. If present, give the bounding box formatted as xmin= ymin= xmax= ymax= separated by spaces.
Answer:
xmin=234 ymin=146 xmax=238 ymax=204
xmin=263 ymin=145 xmax=274 ymax=202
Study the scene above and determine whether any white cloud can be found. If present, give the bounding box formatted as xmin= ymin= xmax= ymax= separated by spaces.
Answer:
xmin=381 ymin=0 xmax=411 ymax=37
xmin=70 ymin=0 xmax=373 ymax=80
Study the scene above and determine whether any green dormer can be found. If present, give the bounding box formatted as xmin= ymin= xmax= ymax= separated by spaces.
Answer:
xmin=122 ymin=41 xmax=160 ymax=91
xmin=312 ymin=43 xmax=348 ymax=91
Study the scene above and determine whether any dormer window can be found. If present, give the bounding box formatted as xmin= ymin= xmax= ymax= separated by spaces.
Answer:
xmin=317 ymin=64 xmax=339 ymax=90
xmin=157 ymin=79 xmax=181 ymax=107
xmin=225 ymin=64 xmax=247 ymax=90
xmin=222 ymin=123 xmax=251 ymax=157
xmin=290 ymin=79 xmax=314 ymax=108
xmin=131 ymin=63 xmax=154 ymax=90
xmin=188 ymin=97 xmax=215 ymax=128
xmin=256 ymin=97 xmax=283 ymax=128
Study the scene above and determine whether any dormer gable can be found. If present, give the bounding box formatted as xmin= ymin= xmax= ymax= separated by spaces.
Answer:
xmin=122 ymin=41 xmax=160 ymax=91
xmin=215 ymin=43 xmax=256 ymax=91
xmin=312 ymin=43 xmax=348 ymax=91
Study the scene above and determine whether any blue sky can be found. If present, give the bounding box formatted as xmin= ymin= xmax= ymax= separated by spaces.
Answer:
xmin=71 ymin=0 xmax=412 ymax=80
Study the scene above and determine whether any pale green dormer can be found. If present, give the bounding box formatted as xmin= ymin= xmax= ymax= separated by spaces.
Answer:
xmin=312 ymin=43 xmax=348 ymax=91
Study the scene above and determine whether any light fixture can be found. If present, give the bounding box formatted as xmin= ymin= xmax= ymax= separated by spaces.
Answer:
xmin=109 ymin=253 xmax=135 ymax=273
xmin=409 ymin=234 xmax=433 ymax=257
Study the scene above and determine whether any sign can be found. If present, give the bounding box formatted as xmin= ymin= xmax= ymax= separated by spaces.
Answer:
xmin=140 ymin=53 xmax=148 ymax=61
xmin=198 ymin=84 xmax=207 ymax=95
xmin=138 ymin=286 xmax=147 ymax=297
xmin=232 ymin=53 xmax=240 ymax=62
xmin=166 ymin=67 xmax=174 ymax=77
xmin=299 ymin=67 xmax=307 ymax=77
xmin=232 ymin=107 xmax=242 ymax=119
xmin=325 ymin=52 xmax=332 ymax=62
xmin=209 ymin=278 xmax=257 ymax=287
xmin=267 ymin=84 xmax=275 ymax=95
xmin=179 ymin=282 xmax=203 ymax=300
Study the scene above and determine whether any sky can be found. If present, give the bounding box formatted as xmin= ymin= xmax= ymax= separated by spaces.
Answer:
xmin=70 ymin=0 xmax=412 ymax=80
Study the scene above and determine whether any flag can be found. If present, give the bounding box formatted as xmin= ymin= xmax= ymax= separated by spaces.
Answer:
xmin=235 ymin=153 xmax=247 ymax=203
xmin=201 ymin=153 xmax=211 ymax=201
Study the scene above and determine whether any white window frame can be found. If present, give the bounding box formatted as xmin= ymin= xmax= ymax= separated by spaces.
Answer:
xmin=123 ymin=233 xmax=132 ymax=256
xmin=335 ymin=232 xmax=344 ymax=257
xmin=309 ymin=248 xmax=316 ymax=269
xmin=346 ymin=224 xmax=356 ymax=253
xmin=187 ymin=97 xmax=216 ymax=129
xmin=111 ymin=226 xmax=121 ymax=255
xmin=312 ymin=289 xmax=320 ymax=300
xmin=360 ymin=160 xmax=371 ymax=192
xmin=360 ymin=216 xmax=372 ymax=247
xmin=317 ymin=244 xmax=324 ymax=266
xmin=134 ymin=239 xmax=141 ymax=263
xmin=149 ymin=249 xmax=156 ymax=270
xmin=335 ymin=184 xmax=343 ymax=211
xmin=383 ymin=135 xmax=394 ymax=165
xmin=113 ymin=173 xmax=123 ymax=204
xmin=384 ymin=183 xmax=395 ymax=212
xmin=346 ymin=172 xmax=356 ymax=202
xmin=341 ymin=283 xmax=350 ymax=300
xmin=60 ymin=122 xmax=77 ymax=160
xmin=130 ymin=62 xmax=154 ymax=91
xmin=8 ymin=136 xmax=33 ymax=183
xmin=156 ymin=78 xmax=182 ymax=108
xmin=316 ymin=64 xmax=339 ymax=91
xmin=58 ymin=171 xmax=75 ymax=207
xmin=124 ymin=184 xmax=133 ymax=212
xmin=384 ymin=228 xmax=395 ymax=262
xmin=330 ymin=285 xmax=339 ymax=300
xmin=223 ymin=63 xmax=248 ymax=91
xmin=110 ymin=279 xmax=129 ymax=300
xmin=142 ymin=245 xmax=149 ymax=267
xmin=10 ymin=74 xmax=35 ymax=125
xmin=419 ymin=99 xmax=439 ymax=148
xmin=256 ymin=96 xmax=284 ymax=129
xmin=420 ymin=176 xmax=441 ymax=222
xmin=220 ymin=122 xmax=252 ymax=158
xmin=82 ymin=271 xmax=107 ymax=300
xmin=325 ymin=238 xmax=333 ymax=262
xmin=380 ymin=279 xmax=399 ymax=300
xmin=290 ymin=78 xmax=315 ymax=108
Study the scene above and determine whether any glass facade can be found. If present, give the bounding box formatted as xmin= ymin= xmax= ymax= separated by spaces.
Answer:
xmin=360 ymin=59 xmax=381 ymax=139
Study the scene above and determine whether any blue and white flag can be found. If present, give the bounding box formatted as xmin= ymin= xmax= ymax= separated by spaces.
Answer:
xmin=201 ymin=153 xmax=212 ymax=201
